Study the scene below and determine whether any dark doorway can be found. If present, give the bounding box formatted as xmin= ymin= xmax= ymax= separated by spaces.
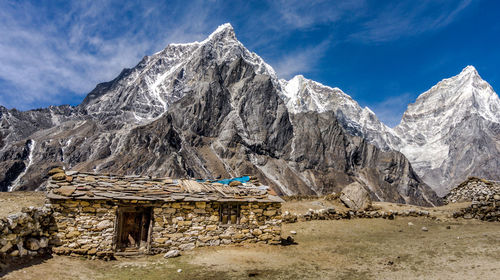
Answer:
xmin=116 ymin=206 xmax=152 ymax=253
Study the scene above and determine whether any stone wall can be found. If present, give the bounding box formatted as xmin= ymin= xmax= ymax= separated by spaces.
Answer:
xmin=282 ymin=207 xmax=433 ymax=223
xmin=0 ymin=206 xmax=53 ymax=264
xmin=151 ymin=201 xmax=282 ymax=253
xmin=48 ymin=199 xmax=282 ymax=257
xmin=453 ymin=194 xmax=500 ymax=222
xmin=49 ymin=199 xmax=117 ymax=259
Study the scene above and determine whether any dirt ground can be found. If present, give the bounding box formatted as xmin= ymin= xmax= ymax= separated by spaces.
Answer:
xmin=1 ymin=194 xmax=497 ymax=279
xmin=0 ymin=191 xmax=45 ymax=216
xmin=2 ymin=216 xmax=499 ymax=280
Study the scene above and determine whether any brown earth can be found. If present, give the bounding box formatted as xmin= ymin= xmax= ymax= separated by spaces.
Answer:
xmin=1 ymin=195 xmax=498 ymax=279
xmin=0 ymin=191 xmax=45 ymax=216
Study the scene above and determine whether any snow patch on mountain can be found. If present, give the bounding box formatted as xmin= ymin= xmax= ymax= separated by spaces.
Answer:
xmin=278 ymin=75 xmax=400 ymax=150
xmin=393 ymin=65 xmax=500 ymax=195
xmin=80 ymin=23 xmax=278 ymax=123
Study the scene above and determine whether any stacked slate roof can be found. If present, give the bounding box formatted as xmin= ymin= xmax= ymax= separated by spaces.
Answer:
xmin=46 ymin=169 xmax=283 ymax=203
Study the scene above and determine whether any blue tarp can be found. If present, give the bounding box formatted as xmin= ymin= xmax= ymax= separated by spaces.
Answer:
xmin=196 ymin=176 xmax=251 ymax=185
xmin=214 ymin=176 xmax=250 ymax=185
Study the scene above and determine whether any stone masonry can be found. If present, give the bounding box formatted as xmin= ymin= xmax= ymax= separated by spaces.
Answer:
xmin=0 ymin=206 xmax=53 ymax=264
xmin=50 ymin=199 xmax=116 ymax=258
xmin=151 ymin=201 xmax=281 ymax=253
xmin=47 ymin=199 xmax=281 ymax=257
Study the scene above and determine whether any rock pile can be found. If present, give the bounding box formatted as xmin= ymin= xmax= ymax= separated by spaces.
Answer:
xmin=445 ymin=177 xmax=500 ymax=204
xmin=0 ymin=206 xmax=53 ymax=264
xmin=281 ymin=207 xmax=432 ymax=223
xmin=453 ymin=193 xmax=500 ymax=222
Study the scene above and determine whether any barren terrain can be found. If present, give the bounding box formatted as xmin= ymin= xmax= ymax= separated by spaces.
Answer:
xmin=1 ymin=194 xmax=499 ymax=280
xmin=0 ymin=191 xmax=45 ymax=216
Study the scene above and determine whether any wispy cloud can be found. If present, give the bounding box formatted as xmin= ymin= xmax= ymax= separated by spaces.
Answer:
xmin=350 ymin=0 xmax=473 ymax=43
xmin=267 ymin=0 xmax=367 ymax=29
xmin=271 ymin=40 xmax=330 ymax=79
xmin=0 ymin=0 xmax=219 ymax=110
xmin=0 ymin=0 xmax=476 ymax=110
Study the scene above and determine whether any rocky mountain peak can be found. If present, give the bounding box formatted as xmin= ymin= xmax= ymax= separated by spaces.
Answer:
xmin=393 ymin=66 xmax=500 ymax=196
xmin=460 ymin=65 xmax=478 ymax=75
xmin=78 ymin=23 xmax=277 ymax=123
xmin=204 ymin=23 xmax=236 ymax=42
xmin=399 ymin=65 xmax=499 ymax=128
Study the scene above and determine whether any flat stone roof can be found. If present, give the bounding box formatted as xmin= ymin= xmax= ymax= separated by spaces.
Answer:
xmin=46 ymin=170 xmax=284 ymax=203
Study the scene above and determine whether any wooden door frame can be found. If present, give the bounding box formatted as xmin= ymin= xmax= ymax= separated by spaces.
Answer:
xmin=113 ymin=206 xmax=153 ymax=253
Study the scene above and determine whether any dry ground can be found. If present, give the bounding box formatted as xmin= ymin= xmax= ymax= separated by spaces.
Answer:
xmin=2 ymin=217 xmax=499 ymax=279
xmin=1 ymin=194 xmax=499 ymax=279
xmin=0 ymin=191 xmax=45 ymax=216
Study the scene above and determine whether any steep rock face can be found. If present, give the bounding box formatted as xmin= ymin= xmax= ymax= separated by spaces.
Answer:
xmin=0 ymin=24 xmax=439 ymax=205
xmin=393 ymin=66 xmax=500 ymax=196
xmin=278 ymin=67 xmax=500 ymax=198
xmin=0 ymin=105 xmax=76 ymax=191
xmin=279 ymin=75 xmax=401 ymax=150
xmin=79 ymin=23 xmax=276 ymax=123
xmin=86 ymin=57 xmax=437 ymax=206
xmin=286 ymin=112 xmax=438 ymax=205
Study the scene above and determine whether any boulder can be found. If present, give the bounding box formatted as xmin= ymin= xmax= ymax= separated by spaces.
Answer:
xmin=164 ymin=249 xmax=181 ymax=258
xmin=340 ymin=182 xmax=372 ymax=211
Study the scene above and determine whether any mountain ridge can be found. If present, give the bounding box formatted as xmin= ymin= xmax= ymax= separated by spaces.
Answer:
xmin=2 ymin=23 xmax=494 ymax=204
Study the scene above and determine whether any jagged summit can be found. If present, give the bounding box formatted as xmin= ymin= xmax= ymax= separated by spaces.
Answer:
xmin=393 ymin=65 xmax=500 ymax=196
xmin=166 ymin=23 xmax=236 ymax=48
xmin=460 ymin=65 xmax=479 ymax=75
xmin=399 ymin=65 xmax=499 ymax=127
xmin=79 ymin=23 xmax=275 ymax=123
xmin=279 ymin=75 xmax=355 ymax=114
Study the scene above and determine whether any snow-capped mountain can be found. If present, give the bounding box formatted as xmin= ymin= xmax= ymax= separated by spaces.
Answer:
xmin=0 ymin=23 xmax=440 ymax=206
xmin=278 ymin=75 xmax=401 ymax=150
xmin=393 ymin=66 xmax=500 ymax=196
xmin=80 ymin=23 xmax=277 ymax=122
xmin=278 ymin=66 xmax=500 ymax=196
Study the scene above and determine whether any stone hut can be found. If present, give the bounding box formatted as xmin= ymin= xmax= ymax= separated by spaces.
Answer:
xmin=46 ymin=171 xmax=283 ymax=257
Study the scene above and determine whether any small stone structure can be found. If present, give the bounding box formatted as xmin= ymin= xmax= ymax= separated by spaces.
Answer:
xmin=0 ymin=207 xmax=53 ymax=263
xmin=445 ymin=177 xmax=500 ymax=204
xmin=46 ymin=170 xmax=283 ymax=257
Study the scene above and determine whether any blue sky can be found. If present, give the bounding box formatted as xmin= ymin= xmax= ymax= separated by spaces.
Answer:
xmin=0 ymin=0 xmax=499 ymax=126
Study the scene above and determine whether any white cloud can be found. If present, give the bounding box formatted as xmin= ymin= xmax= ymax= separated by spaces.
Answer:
xmin=271 ymin=40 xmax=330 ymax=79
xmin=0 ymin=0 xmax=219 ymax=110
